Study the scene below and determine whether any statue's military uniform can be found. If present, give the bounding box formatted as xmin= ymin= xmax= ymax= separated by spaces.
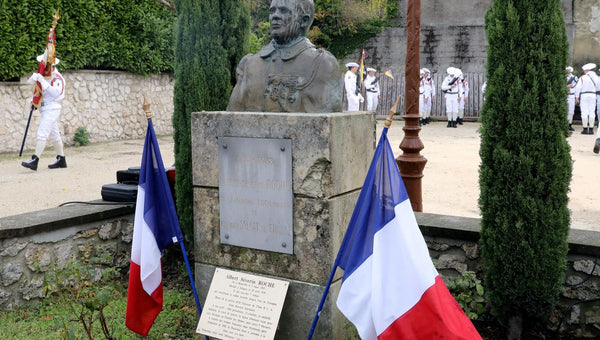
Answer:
xmin=227 ymin=37 xmax=342 ymax=113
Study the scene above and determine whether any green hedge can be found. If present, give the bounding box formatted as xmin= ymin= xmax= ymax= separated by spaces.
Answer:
xmin=0 ymin=0 xmax=174 ymax=81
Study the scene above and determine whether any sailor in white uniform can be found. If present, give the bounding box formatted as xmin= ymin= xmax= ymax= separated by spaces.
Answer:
xmin=344 ymin=62 xmax=363 ymax=111
xmin=566 ymin=66 xmax=578 ymax=132
xmin=364 ymin=67 xmax=380 ymax=111
xmin=441 ymin=67 xmax=460 ymax=128
xmin=575 ymin=63 xmax=599 ymax=134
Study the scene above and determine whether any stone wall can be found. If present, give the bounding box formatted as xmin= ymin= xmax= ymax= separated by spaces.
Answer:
xmin=0 ymin=70 xmax=174 ymax=154
xmin=0 ymin=203 xmax=134 ymax=308
xmin=418 ymin=213 xmax=600 ymax=338
xmin=345 ymin=0 xmax=579 ymax=75
xmin=1 ymin=203 xmax=598 ymax=337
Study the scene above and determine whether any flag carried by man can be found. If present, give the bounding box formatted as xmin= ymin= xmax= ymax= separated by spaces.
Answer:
xmin=125 ymin=118 xmax=185 ymax=336
xmin=383 ymin=67 xmax=394 ymax=80
xmin=308 ymin=111 xmax=481 ymax=339
xmin=359 ymin=49 xmax=366 ymax=83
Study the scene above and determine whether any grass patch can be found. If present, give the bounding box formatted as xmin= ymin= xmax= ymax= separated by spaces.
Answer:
xmin=0 ymin=285 xmax=199 ymax=339
xmin=0 ymin=249 xmax=200 ymax=339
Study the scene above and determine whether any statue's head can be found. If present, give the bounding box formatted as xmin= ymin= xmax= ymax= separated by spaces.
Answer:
xmin=269 ymin=0 xmax=314 ymax=45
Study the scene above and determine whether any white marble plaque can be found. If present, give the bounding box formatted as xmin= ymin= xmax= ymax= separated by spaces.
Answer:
xmin=218 ymin=136 xmax=293 ymax=254
xmin=196 ymin=268 xmax=290 ymax=340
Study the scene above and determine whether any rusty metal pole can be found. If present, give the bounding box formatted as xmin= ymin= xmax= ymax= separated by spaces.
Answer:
xmin=397 ymin=0 xmax=427 ymax=212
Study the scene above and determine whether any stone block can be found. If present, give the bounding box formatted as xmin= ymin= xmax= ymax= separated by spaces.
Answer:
xmin=190 ymin=111 xmax=375 ymax=198
xmin=1 ymin=263 xmax=23 ymax=287
xmin=25 ymin=245 xmax=52 ymax=272
xmin=194 ymin=263 xmax=350 ymax=340
xmin=194 ymin=187 xmax=359 ymax=285
xmin=99 ymin=221 xmax=122 ymax=240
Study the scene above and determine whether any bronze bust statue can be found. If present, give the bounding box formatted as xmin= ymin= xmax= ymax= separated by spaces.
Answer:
xmin=227 ymin=0 xmax=342 ymax=112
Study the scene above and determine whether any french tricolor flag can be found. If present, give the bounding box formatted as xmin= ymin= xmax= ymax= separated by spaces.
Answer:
xmin=126 ymin=119 xmax=183 ymax=337
xmin=335 ymin=128 xmax=481 ymax=339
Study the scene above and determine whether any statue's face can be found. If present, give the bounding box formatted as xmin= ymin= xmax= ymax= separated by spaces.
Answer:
xmin=269 ymin=0 xmax=301 ymax=45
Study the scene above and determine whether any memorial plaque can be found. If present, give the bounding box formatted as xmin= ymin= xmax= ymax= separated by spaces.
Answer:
xmin=196 ymin=268 xmax=290 ymax=340
xmin=218 ymin=137 xmax=293 ymax=254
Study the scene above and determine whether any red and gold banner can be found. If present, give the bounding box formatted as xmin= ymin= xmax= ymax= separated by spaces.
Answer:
xmin=32 ymin=9 xmax=59 ymax=109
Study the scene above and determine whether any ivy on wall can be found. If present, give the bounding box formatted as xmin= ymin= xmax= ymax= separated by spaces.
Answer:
xmin=0 ymin=0 xmax=174 ymax=81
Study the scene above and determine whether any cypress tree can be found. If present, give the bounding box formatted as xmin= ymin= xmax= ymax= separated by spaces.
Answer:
xmin=479 ymin=0 xmax=572 ymax=336
xmin=172 ymin=0 xmax=250 ymax=244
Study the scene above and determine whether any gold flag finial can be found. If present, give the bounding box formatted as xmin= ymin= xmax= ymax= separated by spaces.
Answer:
xmin=143 ymin=94 xmax=152 ymax=119
xmin=52 ymin=8 xmax=60 ymax=28
xmin=384 ymin=95 xmax=402 ymax=129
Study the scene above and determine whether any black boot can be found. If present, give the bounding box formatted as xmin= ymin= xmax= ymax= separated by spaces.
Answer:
xmin=447 ymin=120 xmax=452 ymax=128
xmin=453 ymin=120 xmax=457 ymax=128
xmin=426 ymin=117 xmax=431 ymax=124
xmin=569 ymin=124 xmax=575 ymax=131
xmin=582 ymin=127 xmax=588 ymax=134
xmin=589 ymin=127 xmax=594 ymax=135
xmin=594 ymin=138 xmax=600 ymax=154
xmin=21 ymin=155 xmax=39 ymax=171
xmin=458 ymin=117 xmax=463 ymax=125
xmin=48 ymin=155 xmax=67 ymax=169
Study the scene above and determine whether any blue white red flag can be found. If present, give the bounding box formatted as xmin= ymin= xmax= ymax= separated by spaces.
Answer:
xmin=335 ymin=128 xmax=481 ymax=339
xmin=126 ymin=119 xmax=183 ymax=336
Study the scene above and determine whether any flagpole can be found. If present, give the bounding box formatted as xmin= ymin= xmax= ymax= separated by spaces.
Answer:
xmin=306 ymin=96 xmax=401 ymax=340
xmin=142 ymin=95 xmax=208 ymax=340
xmin=178 ymin=240 xmax=203 ymax=317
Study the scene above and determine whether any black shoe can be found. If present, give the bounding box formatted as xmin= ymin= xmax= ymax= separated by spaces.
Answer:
xmin=589 ymin=127 xmax=594 ymax=135
xmin=582 ymin=128 xmax=588 ymax=134
xmin=594 ymin=138 xmax=600 ymax=154
xmin=569 ymin=124 xmax=575 ymax=131
xmin=453 ymin=120 xmax=458 ymax=128
xmin=447 ymin=121 xmax=452 ymax=128
xmin=21 ymin=155 xmax=39 ymax=171
xmin=426 ymin=117 xmax=431 ymax=124
xmin=458 ymin=117 xmax=463 ymax=125
xmin=48 ymin=155 xmax=67 ymax=169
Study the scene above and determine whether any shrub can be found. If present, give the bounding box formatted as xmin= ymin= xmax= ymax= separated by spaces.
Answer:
xmin=172 ymin=0 xmax=250 ymax=244
xmin=479 ymin=0 xmax=572 ymax=329
xmin=73 ymin=126 xmax=90 ymax=147
xmin=446 ymin=271 xmax=486 ymax=320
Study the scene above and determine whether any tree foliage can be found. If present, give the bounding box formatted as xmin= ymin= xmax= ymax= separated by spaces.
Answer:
xmin=172 ymin=0 xmax=250 ymax=244
xmin=479 ymin=0 xmax=571 ymax=324
xmin=0 ymin=0 xmax=174 ymax=81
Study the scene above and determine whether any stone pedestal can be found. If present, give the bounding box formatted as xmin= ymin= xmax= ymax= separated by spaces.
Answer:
xmin=191 ymin=111 xmax=375 ymax=339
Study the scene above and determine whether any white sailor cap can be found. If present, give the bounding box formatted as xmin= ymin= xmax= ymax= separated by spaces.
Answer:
xmin=582 ymin=63 xmax=596 ymax=71
xmin=447 ymin=67 xmax=456 ymax=75
xmin=37 ymin=54 xmax=60 ymax=65
xmin=345 ymin=62 xmax=359 ymax=69
xmin=366 ymin=67 xmax=377 ymax=73
xmin=566 ymin=66 xmax=573 ymax=73
xmin=420 ymin=68 xmax=425 ymax=75
xmin=422 ymin=68 xmax=431 ymax=74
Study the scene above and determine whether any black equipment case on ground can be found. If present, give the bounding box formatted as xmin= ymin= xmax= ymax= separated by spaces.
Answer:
xmin=101 ymin=183 xmax=138 ymax=203
xmin=116 ymin=168 xmax=140 ymax=184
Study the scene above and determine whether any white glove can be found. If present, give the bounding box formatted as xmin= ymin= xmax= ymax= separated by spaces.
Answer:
xmin=358 ymin=94 xmax=364 ymax=103
xmin=27 ymin=73 xmax=43 ymax=84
